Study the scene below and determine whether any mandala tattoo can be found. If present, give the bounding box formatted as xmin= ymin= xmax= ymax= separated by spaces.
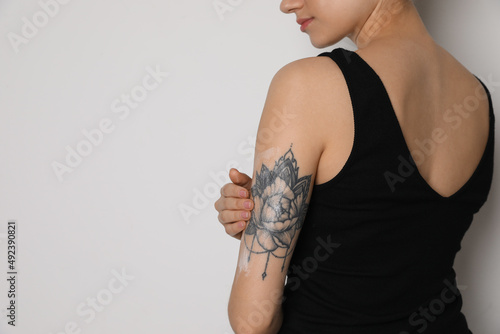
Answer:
xmin=244 ymin=145 xmax=312 ymax=280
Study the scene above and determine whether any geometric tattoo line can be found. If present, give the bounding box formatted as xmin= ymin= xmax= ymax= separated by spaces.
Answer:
xmin=243 ymin=144 xmax=311 ymax=280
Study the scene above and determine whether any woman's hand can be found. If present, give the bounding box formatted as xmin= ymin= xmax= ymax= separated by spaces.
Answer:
xmin=214 ymin=168 xmax=255 ymax=240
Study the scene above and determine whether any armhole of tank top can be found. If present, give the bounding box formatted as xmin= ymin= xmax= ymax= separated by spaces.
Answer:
xmin=474 ymin=75 xmax=495 ymax=130
xmin=314 ymin=48 xmax=359 ymax=192
xmin=474 ymin=75 xmax=496 ymax=166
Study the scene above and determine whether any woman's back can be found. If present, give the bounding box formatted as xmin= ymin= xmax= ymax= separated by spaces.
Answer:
xmin=315 ymin=40 xmax=491 ymax=199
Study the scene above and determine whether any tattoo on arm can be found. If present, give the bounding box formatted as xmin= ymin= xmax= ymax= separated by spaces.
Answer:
xmin=243 ymin=145 xmax=312 ymax=280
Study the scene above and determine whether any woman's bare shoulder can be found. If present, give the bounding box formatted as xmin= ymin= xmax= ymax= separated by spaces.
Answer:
xmin=270 ymin=55 xmax=352 ymax=117
xmin=272 ymin=55 xmax=346 ymax=88
xmin=271 ymin=54 xmax=354 ymax=132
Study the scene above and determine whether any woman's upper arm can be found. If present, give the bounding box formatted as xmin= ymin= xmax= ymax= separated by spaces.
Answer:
xmin=228 ymin=58 xmax=333 ymax=334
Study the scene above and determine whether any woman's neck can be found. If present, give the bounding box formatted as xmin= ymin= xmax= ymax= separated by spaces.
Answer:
xmin=351 ymin=0 xmax=434 ymax=50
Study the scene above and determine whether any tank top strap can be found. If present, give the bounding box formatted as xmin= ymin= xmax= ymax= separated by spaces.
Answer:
xmin=316 ymin=47 xmax=409 ymax=191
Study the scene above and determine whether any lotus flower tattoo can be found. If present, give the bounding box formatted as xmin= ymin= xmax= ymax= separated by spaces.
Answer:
xmin=244 ymin=146 xmax=311 ymax=280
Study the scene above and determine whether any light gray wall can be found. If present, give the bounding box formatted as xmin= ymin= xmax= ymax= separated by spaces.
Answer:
xmin=0 ymin=0 xmax=498 ymax=333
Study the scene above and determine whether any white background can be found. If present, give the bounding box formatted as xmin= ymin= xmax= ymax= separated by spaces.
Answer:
xmin=0 ymin=0 xmax=499 ymax=333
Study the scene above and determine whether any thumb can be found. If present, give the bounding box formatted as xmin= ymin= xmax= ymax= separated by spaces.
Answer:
xmin=229 ymin=168 xmax=252 ymax=189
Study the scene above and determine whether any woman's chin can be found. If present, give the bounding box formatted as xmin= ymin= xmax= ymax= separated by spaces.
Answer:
xmin=309 ymin=36 xmax=337 ymax=49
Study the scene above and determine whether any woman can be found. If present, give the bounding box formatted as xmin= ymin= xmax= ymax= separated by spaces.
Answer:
xmin=214 ymin=0 xmax=495 ymax=333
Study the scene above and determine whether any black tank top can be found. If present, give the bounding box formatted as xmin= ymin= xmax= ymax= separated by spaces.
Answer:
xmin=278 ymin=48 xmax=495 ymax=334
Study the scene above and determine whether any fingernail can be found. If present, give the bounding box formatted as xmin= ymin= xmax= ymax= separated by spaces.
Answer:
xmin=241 ymin=211 xmax=249 ymax=219
xmin=239 ymin=190 xmax=247 ymax=197
xmin=239 ymin=221 xmax=245 ymax=228
xmin=244 ymin=201 xmax=252 ymax=209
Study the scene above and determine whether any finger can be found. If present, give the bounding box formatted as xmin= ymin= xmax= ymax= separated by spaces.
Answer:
xmin=229 ymin=168 xmax=253 ymax=189
xmin=221 ymin=183 xmax=250 ymax=198
xmin=216 ymin=197 xmax=254 ymax=212
xmin=218 ymin=210 xmax=251 ymax=224
xmin=223 ymin=221 xmax=247 ymax=238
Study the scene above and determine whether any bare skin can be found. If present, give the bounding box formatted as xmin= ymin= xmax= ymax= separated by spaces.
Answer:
xmin=215 ymin=167 xmax=253 ymax=239
xmin=215 ymin=0 xmax=491 ymax=240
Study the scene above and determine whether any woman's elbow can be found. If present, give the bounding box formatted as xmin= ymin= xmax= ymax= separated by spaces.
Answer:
xmin=228 ymin=304 xmax=283 ymax=334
